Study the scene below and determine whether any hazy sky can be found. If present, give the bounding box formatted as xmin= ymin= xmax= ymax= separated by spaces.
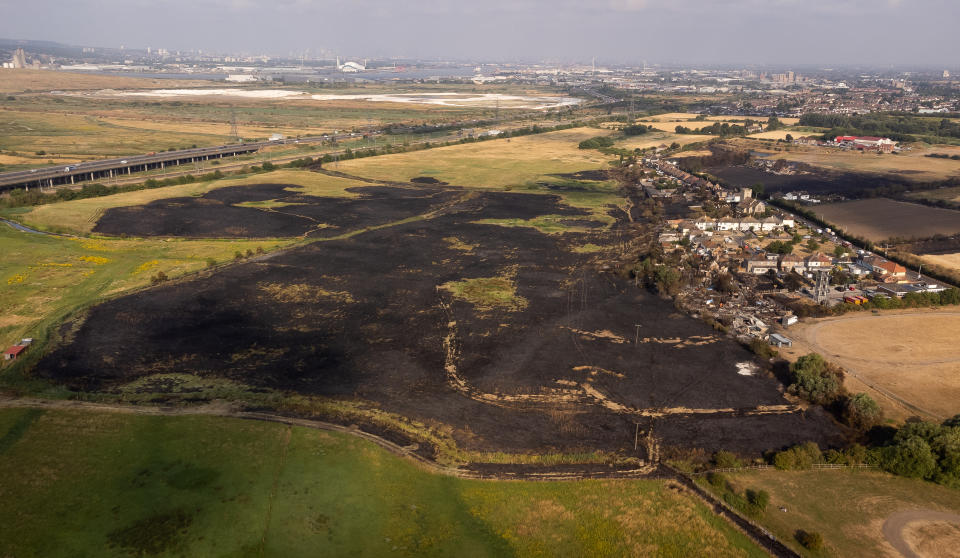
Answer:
xmin=2 ymin=0 xmax=957 ymax=66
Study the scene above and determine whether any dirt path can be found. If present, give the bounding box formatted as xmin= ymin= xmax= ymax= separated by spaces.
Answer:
xmin=882 ymin=510 xmax=960 ymax=558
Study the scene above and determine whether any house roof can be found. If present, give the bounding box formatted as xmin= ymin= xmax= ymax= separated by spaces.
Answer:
xmin=877 ymin=260 xmax=907 ymax=274
xmin=4 ymin=345 xmax=26 ymax=357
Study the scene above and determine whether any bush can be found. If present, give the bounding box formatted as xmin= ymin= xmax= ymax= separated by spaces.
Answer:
xmin=205 ymin=258 xmax=217 ymax=268
xmin=796 ymin=530 xmax=824 ymax=551
xmin=746 ymin=489 xmax=769 ymax=512
xmin=773 ymin=442 xmax=823 ymax=470
xmin=712 ymin=450 xmax=742 ymax=469
xmin=707 ymin=471 xmax=726 ymax=489
xmin=150 ymin=271 xmax=169 ymax=285
xmin=234 ymin=251 xmax=244 ymax=260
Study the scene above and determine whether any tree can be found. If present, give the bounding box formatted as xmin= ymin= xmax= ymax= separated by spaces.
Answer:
xmin=833 ymin=245 xmax=847 ymax=258
xmin=785 ymin=133 xmax=794 ymax=142
xmin=843 ymin=393 xmax=883 ymax=430
xmin=788 ymin=353 xmax=845 ymax=404
xmin=880 ymin=436 xmax=938 ymax=479
xmin=766 ymin=240 xmax=793 ymax=254
xmin=806 ymin=238 xmax=820 ymax=251
xmin=750 ymin=182 xmax=765 ymax=197
xmin=654 ymin=266 xmax=681 ymax=296
xmin=783 ymin=272 xmax=804 ymax=292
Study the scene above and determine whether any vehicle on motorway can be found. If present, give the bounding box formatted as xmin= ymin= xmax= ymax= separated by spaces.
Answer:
xmin=63 ymin=166 xmax=76 ymax=172
xmin=120 ymin=160 xmax=128 ymax=164
xmin=30 ymin=169 xmax=37 ymax=173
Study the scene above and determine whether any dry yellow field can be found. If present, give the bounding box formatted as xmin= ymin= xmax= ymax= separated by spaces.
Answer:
xmin=747 ymin=129 xmax=807 ymax=140
xmin=18 ymin=169 xmax=370 ymax=234
xmin=782 ymin=311 xmax=960 ymax=421
xmin=740 ymin=140 xmax=960 ymax=181
xmin=337 ymin=127 xmax=613 ymax=188
xmin=919 ymin=252 xmax=960 ymax=275
xmin=0 ymin=68 xmax=209 ymax=93
xmin=642 ymin=112 xmax=799 ymax=125
xmin=616 ymin=131 xmax=712 ymax=151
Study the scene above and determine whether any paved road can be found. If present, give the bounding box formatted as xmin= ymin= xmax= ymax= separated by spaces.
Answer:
xmin=882 ymin=510 xmax=960 ymax=558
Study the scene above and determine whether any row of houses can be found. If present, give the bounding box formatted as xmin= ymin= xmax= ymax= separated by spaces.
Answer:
xmin=744 ymin=252 xmax=833 ymax=274
xmin=693 ymin=215 xmax=796 ymax=233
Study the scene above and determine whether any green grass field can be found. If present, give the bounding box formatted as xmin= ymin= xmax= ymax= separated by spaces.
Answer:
xmin=0 ymin=408 xmax=765 ymax=557
xmin=0 ymin=225 xmax=295 ymax=385
xmin=712 ymin=469 xmax=960 ymax=557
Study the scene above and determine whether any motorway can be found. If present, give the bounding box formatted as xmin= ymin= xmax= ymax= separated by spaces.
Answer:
xmin=0 ymin=132 xmax=371 ymax=192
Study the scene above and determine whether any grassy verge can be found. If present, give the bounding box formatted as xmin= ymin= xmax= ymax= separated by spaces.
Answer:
xmin=0 ymin=408 xmax=766 ymax=557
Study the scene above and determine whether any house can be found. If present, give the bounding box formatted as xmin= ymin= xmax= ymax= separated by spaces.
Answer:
xmin=3 ymin=345 xmax=26 ymax=361
xmin=805 ymin=253 xmax=833 ymax=270
xmin=740 ymin=198 xmax=767 ymax=215
xmin=780 ymin=254 xmax=806 ymax=273
xmin=781 ymin=315 xmax=799 ymax=327
xmin=746 ymin=257 xmax=777 ymax=274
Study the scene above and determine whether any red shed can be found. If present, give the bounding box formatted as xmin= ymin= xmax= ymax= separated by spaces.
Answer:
xmin=4 ymin=345 xmax=26 ymax=360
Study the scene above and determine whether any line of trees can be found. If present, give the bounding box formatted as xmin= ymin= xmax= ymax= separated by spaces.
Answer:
xmin=799 ymin=113 xmax=960 ymax=143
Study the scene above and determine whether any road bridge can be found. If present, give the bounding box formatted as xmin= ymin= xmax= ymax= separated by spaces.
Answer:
xmin=0 ymin=133 xmax=365 ymax=192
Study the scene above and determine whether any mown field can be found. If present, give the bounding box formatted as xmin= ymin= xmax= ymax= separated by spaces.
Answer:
xmin=815 ymin=198 xmax=960 ymax=242
xmin=0 ymin=408 xmax=766 ymax=558
xmin=715 ymin=469 xmax=960 ymax=557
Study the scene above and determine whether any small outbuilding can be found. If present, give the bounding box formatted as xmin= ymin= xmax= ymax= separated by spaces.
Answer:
xmin=4 ymin=345 xmax=26 ymax=360
xmin=769 ymin=333 xmax=793 ymax=348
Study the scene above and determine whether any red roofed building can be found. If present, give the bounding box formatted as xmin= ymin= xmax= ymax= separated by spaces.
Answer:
xmin=3 ymin=345 xmax=26 ymax=361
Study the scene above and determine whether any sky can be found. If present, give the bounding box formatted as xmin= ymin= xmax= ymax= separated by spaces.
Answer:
xmin=1 ymin=0 xmax=957 ymax=66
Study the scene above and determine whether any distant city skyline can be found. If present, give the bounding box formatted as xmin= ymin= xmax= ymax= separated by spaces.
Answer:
xmin=1 ymin=0 xmax=958 ymax=66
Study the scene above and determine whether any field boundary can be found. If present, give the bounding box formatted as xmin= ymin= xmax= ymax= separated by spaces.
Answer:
xmin=689 ymin=463 xmax=878 ymax=475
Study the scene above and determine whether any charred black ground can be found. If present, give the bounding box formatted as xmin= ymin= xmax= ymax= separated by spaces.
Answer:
xmin=38 ymin=182 xmax=844 ymax=457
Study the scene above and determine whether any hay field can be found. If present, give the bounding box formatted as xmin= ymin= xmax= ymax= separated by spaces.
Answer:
xmin=919 ymin=252 xmax=960 ymax=276
xmin=0 ymin=408 xmax=765 ymax=557
xmin=718 ymin=469 xmax=960 ymax=557
xmin=742 ymin=140 xmax=960 ymax=181
xmin=0 ymin=69 xmax=210 ymax=93
xmin=615 ymin=131 xmax=712 ymax=151
xmin=337 ymin=127 xmax=613 ymax=189
xmin=14 ymin=169 xmax=369 ymax=234
xmin=783 ymin=311 xmax=960 ymax=420
xmin=97 ymin=117 xmax=326 ymax=141
xmin=747 ymin=129 xmax=807 ymax=140
xmin=815 ymin=198 xmax=960 ymax=242
xmin=642 ymin=112 xmax=799 ymax=125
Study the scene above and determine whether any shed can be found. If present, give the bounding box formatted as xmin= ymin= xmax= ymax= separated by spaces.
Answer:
xmin=769 ymin=333 xmax=793 ymax=348
xmin=781 ymin=315 xmax=798 ymax=327
xmin=4 ymin=345 xmax=26 ymax=360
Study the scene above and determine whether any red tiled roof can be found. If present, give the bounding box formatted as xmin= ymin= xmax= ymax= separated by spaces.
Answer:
xmin=4 ymin=345 xmax=26 ymax=357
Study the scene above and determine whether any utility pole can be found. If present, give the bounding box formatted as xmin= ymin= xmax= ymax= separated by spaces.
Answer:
xmin=634 ymin=422 xmax=640 ymax=451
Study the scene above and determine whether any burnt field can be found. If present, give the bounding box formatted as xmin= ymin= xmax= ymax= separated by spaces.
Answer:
xmin=706 ymin=165 xmax=912 ymax=196
xmin=92 ymin=182 xmax=456 ymax=238
xmin=36 ymin=182 xmax=843 ymax=457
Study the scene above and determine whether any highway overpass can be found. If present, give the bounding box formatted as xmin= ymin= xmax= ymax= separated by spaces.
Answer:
xmin=0 ymin=134 xmax=362 ymax=192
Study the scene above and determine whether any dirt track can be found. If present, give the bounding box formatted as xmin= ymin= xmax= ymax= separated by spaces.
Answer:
xmin=882 ymin=510 xmax=960 ymax=558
